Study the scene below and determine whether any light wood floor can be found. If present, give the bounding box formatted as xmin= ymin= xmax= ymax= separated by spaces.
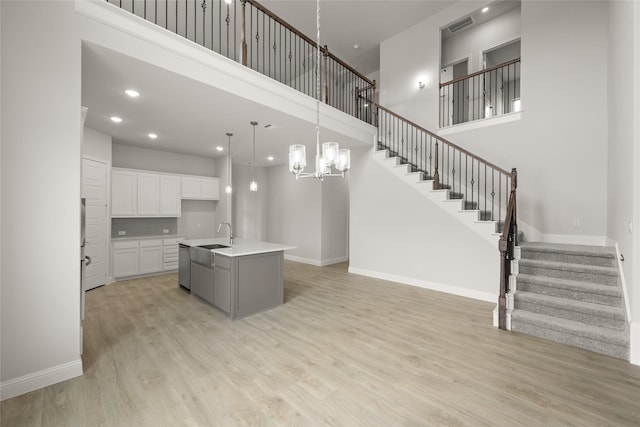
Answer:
xmin=2 ymin=261 xmax=640 ymax=426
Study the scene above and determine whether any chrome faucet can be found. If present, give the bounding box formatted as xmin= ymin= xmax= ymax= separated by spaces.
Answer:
xmin=217 ymin=222 xmax=233 ymax=245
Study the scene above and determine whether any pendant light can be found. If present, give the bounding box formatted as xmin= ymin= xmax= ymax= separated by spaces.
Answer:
xmin=225 ymin=132 xmax=233 ymax=194
xmin=288 ymin=0 xmax=350 ymax=180
xmin=249 ymin=121 xmax=258 ymax=192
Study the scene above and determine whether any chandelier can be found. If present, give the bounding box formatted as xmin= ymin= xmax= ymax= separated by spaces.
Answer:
xmin=288 ymin=0 xmax=350 ymax=180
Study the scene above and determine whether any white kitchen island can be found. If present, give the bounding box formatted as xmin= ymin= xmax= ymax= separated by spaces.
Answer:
xmin=179 ymin=238 xmax=295 ymax=319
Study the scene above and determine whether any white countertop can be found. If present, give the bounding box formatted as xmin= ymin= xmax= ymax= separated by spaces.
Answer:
xmin=112 ymin=234 xmax=183 ymax=241
xmin=179 ymin=237 xmax=296 ymax=257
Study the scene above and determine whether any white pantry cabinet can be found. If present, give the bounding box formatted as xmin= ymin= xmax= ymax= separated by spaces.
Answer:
xmin=181 ymin=176 xmax=219 ymax=200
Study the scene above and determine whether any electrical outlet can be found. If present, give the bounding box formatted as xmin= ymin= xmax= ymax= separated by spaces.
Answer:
xmin=118 ymin=231 xmax=126 ymax=236
xmin=163 ymin=229 xmax=169 ymax=234
xmin=572 ymin=218 xmax=580 ymax=227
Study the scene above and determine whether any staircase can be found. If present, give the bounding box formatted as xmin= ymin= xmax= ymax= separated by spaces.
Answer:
xmin=371 ymin=147 xmax=503 ymax=246
xmin=511 ymin=242 xmax=629 ymax=360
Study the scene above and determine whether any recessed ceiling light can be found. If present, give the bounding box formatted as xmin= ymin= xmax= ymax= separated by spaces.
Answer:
xmin=148 ymin=133 xmax=158 ymax=139
xmin=224 ymin=0 xmax=232 ymax=4
xmin=481 ymin=7 xmax=489 ymax=13
xmin=267 ymin=156 xmax=275 ymax=161
xmin=216 ymin=146 xmax=224 ymax=152
xmin=125 ymin=89 xmax=140 ymax=98
xmin=110 ymin=116 xmax=122 ymax=123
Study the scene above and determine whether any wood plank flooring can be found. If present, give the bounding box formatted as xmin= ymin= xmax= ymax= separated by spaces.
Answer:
xmin=2 ymin=261 xmax=640 ymax=426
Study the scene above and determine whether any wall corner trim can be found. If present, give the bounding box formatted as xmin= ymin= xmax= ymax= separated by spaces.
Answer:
xmin=0 ymin=359 xmax=83 ymax=401
xmin=347 ymin=266 xmax=496 ymax=303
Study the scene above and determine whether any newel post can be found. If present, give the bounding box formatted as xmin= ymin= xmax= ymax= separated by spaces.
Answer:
xmin=511 ymin=168 xmax=518 ymax=246
xmin=241 ymin=0 xmax=248 ymax=66
xmin=322 ymin=45 xmax=329 ymax=104
xmin=433 ymin=141 xmax=440 ymax=190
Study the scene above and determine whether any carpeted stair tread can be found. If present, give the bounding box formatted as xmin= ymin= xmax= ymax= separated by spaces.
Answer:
xmin=511 ymin=310 xmax=628 ymax=347
xmin=519 ymin=242 xmax=616 ymax=258
xmin=518 ymin=258 xmax=618 ymax=277
xmin=516 ymin=274 xmax=622 ymax=297
xmin=514 ymin=291 xmax=625 ymax=321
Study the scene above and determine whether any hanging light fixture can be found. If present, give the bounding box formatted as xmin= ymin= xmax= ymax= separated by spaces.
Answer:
xmin=288 ymin=0 xmax=350 ymax=180
xmin=225 ymin=132 xmax=233 ymax=194
xmin=249 ymin=121 xmax=258 ymax=192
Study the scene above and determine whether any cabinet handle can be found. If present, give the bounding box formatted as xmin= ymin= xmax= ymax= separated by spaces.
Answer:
xmin=85 ymin=255 xmax=92 ymax=266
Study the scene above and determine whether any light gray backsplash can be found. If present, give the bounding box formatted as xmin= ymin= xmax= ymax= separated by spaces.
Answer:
xmin=112 ymin=218 xmax=178 ymax=238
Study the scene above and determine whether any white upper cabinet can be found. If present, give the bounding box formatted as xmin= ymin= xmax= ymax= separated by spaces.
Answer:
xmin=137 ymin=173 xmax=160 ymax=216
xmin=200 ymin=177 xmax=219 ymax=200
xmin=181 ymin=176 xmax=219 ymax=200
xmin=111 ymin=169 xmax=137 ymax=217
xmin=159 ymin=175 xmax=181 ymax=216
xmin=181 ymin=177 xmax=201 ymax=199
xmin=112 ymin=168 xmax=218 ymax=217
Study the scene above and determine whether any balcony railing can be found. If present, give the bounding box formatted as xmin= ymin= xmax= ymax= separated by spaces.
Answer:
xmin=439 ymin=58 xmax=521 ymax=128
xmin=104 ymin=0 xmax=376 ymax=123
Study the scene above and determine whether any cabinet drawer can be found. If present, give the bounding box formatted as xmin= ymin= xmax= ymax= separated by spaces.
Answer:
xmin=215 ymin=255 xmax=231 ymax=270
xmin=163 ymin=246 xmax=178 ymax=254
xmin=163 ymin=261 xmax=179 ymax=271
xmin=163 ymin=238 xmax=181 ymax=245
xmin=140 ymin=239 xmax=163 ymax=247
xmin=113 ymin=240 xmax=139 ymax=250
xmin=164 ymin=253 xmax=179 ymax=262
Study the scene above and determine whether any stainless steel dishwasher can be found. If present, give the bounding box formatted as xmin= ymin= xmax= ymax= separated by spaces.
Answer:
xmin=178 ymin=244 xmax=191 ymax=290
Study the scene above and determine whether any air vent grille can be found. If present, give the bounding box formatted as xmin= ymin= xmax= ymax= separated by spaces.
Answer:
xmin=448 ymin=16 xmax=474 ymax=34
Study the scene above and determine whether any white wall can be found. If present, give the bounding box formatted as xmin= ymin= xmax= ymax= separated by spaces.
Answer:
xmin=112 ymin=143 xmax=216 ymax=176
xmin=380 ymin=0 xmax=609 ymax=242
xmin=83 ymin=126 xmax=112 ymax=162
xmin=1 ymin=0 xmax=83 ymax=398
xmin=607 ymin=0 xmax=635 ymax=319
xmin=321 ymin=175 xmax=349 ymax=263
xmin=233 ymin=164 xmax=268 ymax=241
xmin=631 ymin=0 xmax=640 ymax=365
xmin=267 ymin=164 xmax=322 ymax=262
xmin=442 ymin=7 xmax=521 ymax=72
xmin=349 ymin=148 xmax=498 ymax=301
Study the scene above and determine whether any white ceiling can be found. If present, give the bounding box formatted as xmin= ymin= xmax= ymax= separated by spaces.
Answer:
xmin=81 ymin=0 xmax=483 ymax=167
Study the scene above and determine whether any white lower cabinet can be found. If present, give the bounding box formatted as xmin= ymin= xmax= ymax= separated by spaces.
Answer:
xmin=113 ymin=236 xmax=182 ymax=279
xmin=139 ymin=239 xmax=163 ymax=274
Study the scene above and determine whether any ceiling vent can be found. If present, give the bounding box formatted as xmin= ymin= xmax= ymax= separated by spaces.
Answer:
xmin=448 ymin=16 xmax=474 ymax=34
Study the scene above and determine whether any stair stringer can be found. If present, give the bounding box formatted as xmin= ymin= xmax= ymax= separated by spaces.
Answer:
xmin=372 ymin=149 xmax=501 ymax=247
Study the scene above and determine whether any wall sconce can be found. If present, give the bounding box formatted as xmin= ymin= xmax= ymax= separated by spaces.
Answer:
xmin=418 ymin=81 xmax=426 ymax=90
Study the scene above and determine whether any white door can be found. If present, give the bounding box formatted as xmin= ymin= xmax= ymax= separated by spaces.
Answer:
xmin=82 ymin=157 xmax=109 ymax=291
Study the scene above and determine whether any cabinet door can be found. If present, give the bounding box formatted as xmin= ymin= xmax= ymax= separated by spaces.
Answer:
xmin=111 ymin=170 xmax=137 ymax=217
xmin=191 ymin=262 xmax=214 ymax=304
xmin=200 ymin=178 xmax=219 ymax=200
xmin=139 ymin=246 xmax=163 ymax=274
xmin=137 ymin=173 xmax=160 ymax=216
xmin=159 ymin=175 xmax=181 ymax=216
xmin=213 ymin=266 xmax=231 ymax=313
xmin=181 ymin=177 xmax=201 ymax=199
xmin=113 ymin=248 xmax=138 ymax=278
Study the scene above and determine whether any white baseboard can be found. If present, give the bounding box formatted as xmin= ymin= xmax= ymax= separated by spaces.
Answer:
xmin=0 ymin=359 xmax=83 ymax=401
xmin=631 ymin=322 xmax=640 ymax=366
xmin=284 ymin=255 xmax=348 ymax=267
xmin=348 ymin=267 xmax=496 ymax=303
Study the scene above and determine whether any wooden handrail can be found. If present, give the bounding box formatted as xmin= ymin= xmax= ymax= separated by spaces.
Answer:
xmin=244 ymin=0 xmax=375 ymax=88
xmin=440 ymin=58 xmax=521 ymax=88
xmin=374 ymin=102 xmax=512 ymax=176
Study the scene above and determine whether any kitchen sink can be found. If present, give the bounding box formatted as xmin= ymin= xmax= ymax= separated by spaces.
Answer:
xmin=198 ymin=244 xmax=229 ymax=250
